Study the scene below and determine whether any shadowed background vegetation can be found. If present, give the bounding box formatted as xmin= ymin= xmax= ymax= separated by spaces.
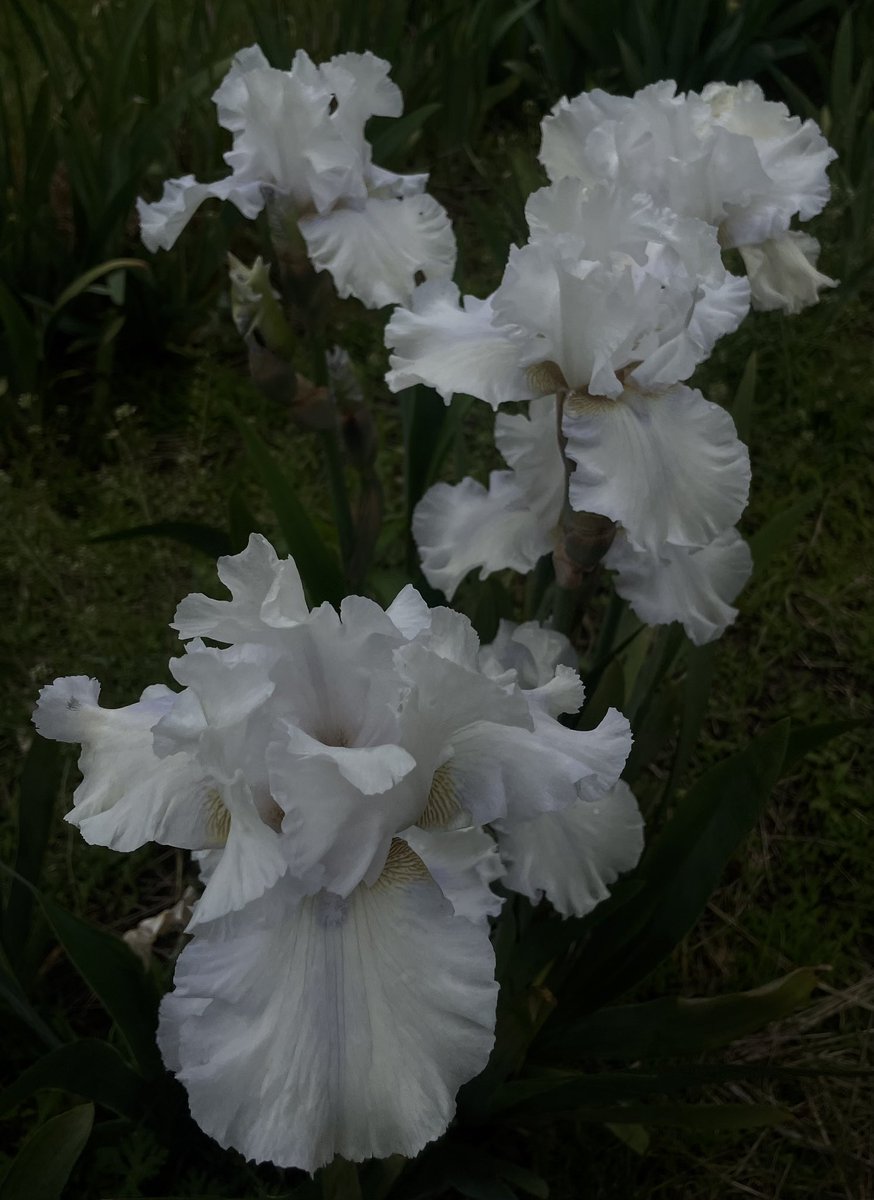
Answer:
xmin=1 ymin=0 xmax=872 ymax=1197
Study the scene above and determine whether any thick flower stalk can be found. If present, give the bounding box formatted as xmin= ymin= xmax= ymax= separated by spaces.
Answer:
xmin=387 ymin=178 xmax=753 ymax=643
xmin=137 ymin=46 xmax=456 ymax=309
xmin=540 ymin=79 xmax=837 ymax=313
xmin=33 ymin=535 xmax=635 ymax=1171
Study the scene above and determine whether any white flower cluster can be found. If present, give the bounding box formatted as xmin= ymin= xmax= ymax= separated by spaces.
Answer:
xmin=137 ymin=47 xmax=456 ymax=309
xmin=541 ymin=80 xmax=837 ymax=314
xmin=386 ymin=80 xmax=835 ymax=644
xmin=34 ymin=535 xmax=639 ymax=1171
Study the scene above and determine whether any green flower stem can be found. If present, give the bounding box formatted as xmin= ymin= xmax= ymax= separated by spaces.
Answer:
xmin=317 ymin=426 xmax=356 ymax=577
xmin=552 ymin=581 xmax=580 ymax=636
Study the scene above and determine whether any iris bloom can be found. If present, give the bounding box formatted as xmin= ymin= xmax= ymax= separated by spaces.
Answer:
xmin=540 ymin=80 xmax=837 ymax=313
xmin=388 ymin=179 xmax=752 ymax=643
xmin=137 ymin=47 xmax=456 ymax=308
xmin=34 ymin=535 xmax=635 ymax=1170
xmin=480 ymin=620 xmax=644 ymax=916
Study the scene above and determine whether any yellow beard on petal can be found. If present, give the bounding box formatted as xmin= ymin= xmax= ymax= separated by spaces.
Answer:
xmin=205 ymin=790 xmax=232 ymax=845
xmin=418 ymin=762 xmax=463 ymax=830
xmin=372 ymin=839 xmax=430 ymax=890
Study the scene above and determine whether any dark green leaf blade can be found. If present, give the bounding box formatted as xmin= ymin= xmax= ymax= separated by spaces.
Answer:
xmin=749 ymin=492 xmax=820 ymax=575
xmin=91 ymin=521 xmax=232 ymax=559
xmin=227 ymin=409 xmax=346 ymax=606
xmin=584 ymin=1102 xmax=790 ymax=1130
xmin=0 ymin=1039 xmax=144 ymax=1119
xmin=3 ymin=739 xmax=62 ymax=968
xmin=39 ymin=895 xmax=161 ymax=1076
xmin=0 ymin=1102 xmax=93 ymax=1200
xmin=537 ymin=968 xmax=819 ymax=1061
xmin=567 ymin=721 xmax=790 ymax=1006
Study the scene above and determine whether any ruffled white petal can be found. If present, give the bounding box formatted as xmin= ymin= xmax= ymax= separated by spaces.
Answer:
xmin=187 ymin=774 xmax=291 ymax=928
xmin=33 ymin=678 xmax=216 ymax=853
xmin=386 ymin=583 xmax=434 ymax=639
xmin=262 ymin=610 xmax=420 ymax=894
xmin=478 ymin=619 xmax=576 ymax=690
xmin=299 ymin=193 xmax=456 ymax=309
xmin=384 ymin=280 xmax=530 ymax=405
xmin=321 ymin=51 xmax=403 ymax=145
xmin=219 ymin=53 xmax=363 ymax=213
xmin=563 ymin=384 xmax=750 ymax=556
xmin=522 ymin=180 xmax=750 ymax=391
xmin=496 ymin=780 xmax=644 ymax=917
xmin=211 ymin=44 xmax=273 ymax=132
xmin=539 ymin=79 xmax=835 ymax=251
xmin=402 ymin=826 xmax=504 ymax=922
xmin=281 ymin=724 xmax=416 ymax=795
xmin=604 ymin=527 xmax=753 ymax=645
xmin=495 ymin=241 xmax=662 ymax=399
xmin=366 ymin=162 xmax=429 ymax=198
xmin=413 ymin=474 xmax=554 ymax=600
xmin=159 ymin=858 xmax=497 ymax=1170
xmin=165 ymin=641 xmax=276 ymax=744
xmin=173 ymin=533 xmax=309 ymax=643
xmin=739 ymin=232 xmax=837 ymax=314
xmin=704 ymin=81 xmax=836 ymax=246
xmin=494 ymin=395 xmax=566 ymax=517
xmin=539 ymin=88 xmax=635 ymax=187
xmin=442 ymin=698 xmax=629 ymax=828
xmin=137 ymin=175 xmax=265 ymax=253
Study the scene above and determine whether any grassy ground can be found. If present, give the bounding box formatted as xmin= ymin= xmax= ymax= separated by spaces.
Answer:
xmin=2 ymin=165 xmax=873 ymax=1197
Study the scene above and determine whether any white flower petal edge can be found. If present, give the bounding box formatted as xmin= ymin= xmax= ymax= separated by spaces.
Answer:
xmin=738 ymin=232 xmax=836 ymax=314
xmin=299 ymin=193 xmax=456 ymax=309
xmin=495 ymin=780 xmax=644 ymax=918
xmin=478 ymin=619 xmax=577 ymax=689
xmin=384 ymin=280 xmax=532 ymax=407
xmin=703 ymin=80 xmax=837 ymax=246
xmin=158 ymin=848 xmax=497 ymax=1171
xmin=604 ymin=527 xmax=753 ymax=646
xmin=563 ymin=384 xmax=750 ymax=556
xmin=32 ymin=677 xmax=214 ymax=853
xmin=173 ymin=533 xmax=308 ymax=643
xmin=413 ymin=474 xmax=554 ymax=600
xmin=137 ymin=175 xmax=266 ymax=254
xmin=402 ymin=826 xmax=505 ymax=922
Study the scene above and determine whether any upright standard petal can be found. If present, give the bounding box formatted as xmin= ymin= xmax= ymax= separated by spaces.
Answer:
xmin=299 ymin=193 xmax=456 ymax=309
xmin=495 ymin=780 xmax=644 ymax=918
xmin=478 ymin=619 xmax=577 ymax=689
xmin=172 ymin=533 xmax=309 ymax=643
xmin=704 ymin=81 xmax=836 ymax=247
xmin=384 ymin=280 xmax=531 ymax=406
xmin=159 ymin=847 xmax=497 ymax=1171
xmin=604 ymin=527 xmax=753 ymax=645
xmin=322 ymin=51 xmax=403 ymax=146
xmin=563 ymin=384 xmax=750 ymax=556
xmin=739 ymin=232 xmax=837 ymax=314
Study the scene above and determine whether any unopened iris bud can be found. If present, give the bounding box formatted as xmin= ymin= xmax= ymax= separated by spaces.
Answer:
xmin=228 ymin=253 xmax=296 ymax=358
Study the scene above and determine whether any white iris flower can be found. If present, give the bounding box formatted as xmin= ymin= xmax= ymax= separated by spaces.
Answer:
xmin=480 ymin=620 xmax=644 ymax=917
xmin=137 ymin=46 xmax=456 ymax=309
xmin=389 ymin=178 xmax=752 ymax=641
xmin=540 ymin=79 xmax=837 ymax=313
xmin=33 ymin=534 xmax=634 ymax=1170
xmin=412 ymin=397 xmax=752 ymax=645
